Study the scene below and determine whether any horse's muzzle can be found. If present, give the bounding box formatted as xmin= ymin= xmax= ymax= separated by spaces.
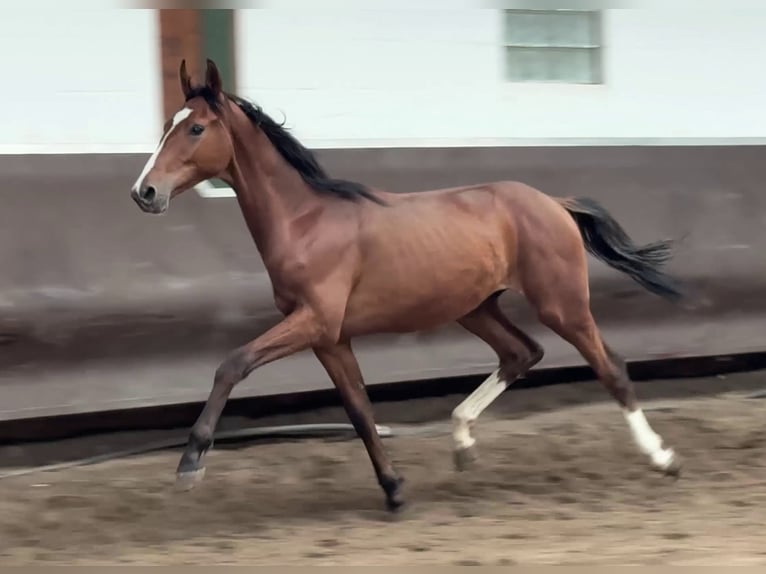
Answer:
xmin=131 ymin=185 xmax=169 ymax=215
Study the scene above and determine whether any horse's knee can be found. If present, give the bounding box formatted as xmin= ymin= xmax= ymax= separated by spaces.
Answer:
xmin=527 ymin=340 xmax=545 ymax=367
xmin=214 ymin=347 xmax=251 ymax=385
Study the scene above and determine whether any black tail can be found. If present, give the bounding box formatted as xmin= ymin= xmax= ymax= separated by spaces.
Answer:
xmin=561 ymin=197 xmax=684 ymax=302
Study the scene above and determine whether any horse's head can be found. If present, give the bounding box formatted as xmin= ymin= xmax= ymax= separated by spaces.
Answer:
xmin=131 ymin=59 xmax=234 ymax=215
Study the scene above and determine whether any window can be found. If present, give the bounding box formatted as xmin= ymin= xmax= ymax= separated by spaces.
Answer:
xmin=503 ymin=9 xmax=603 ymax=84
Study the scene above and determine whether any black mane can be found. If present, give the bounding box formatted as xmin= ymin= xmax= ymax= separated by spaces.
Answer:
xmin=185 ymin=86 xmax=384 ymax=205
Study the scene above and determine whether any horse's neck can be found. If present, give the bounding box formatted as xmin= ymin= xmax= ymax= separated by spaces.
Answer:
xmin=227 ymin=118 xmax=319 ymax=259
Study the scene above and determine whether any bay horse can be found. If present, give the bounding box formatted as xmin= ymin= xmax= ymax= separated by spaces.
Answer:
xmin=130 ymin=59 xmax=684 ymax=511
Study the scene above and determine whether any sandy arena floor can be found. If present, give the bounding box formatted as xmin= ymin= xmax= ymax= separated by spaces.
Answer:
xmin=0 ymin=372 xmax=765 ymax=565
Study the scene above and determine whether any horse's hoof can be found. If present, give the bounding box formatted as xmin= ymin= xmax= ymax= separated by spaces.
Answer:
xmin=383 ymin=475 xmax=406 ymax=513
xmin=652 ymin=451 xmax=682 ymax=478
xmin=385 ymin=492 xmax=406 ymax=513
xmin=175 ymin=467 xmax=206 ymax=491
xmin=661 ymin=454 xmax=683 ymax=478
xmin=453 ymin=445 xmax=478 ymax=471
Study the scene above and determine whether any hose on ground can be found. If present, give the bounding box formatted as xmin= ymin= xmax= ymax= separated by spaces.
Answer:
xmin=0 ymin=423 xmax=397 ymax=481
xmin=2 ymin=387 xmax=764 ymax=481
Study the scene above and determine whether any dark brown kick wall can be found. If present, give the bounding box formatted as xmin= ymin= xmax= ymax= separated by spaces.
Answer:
xmin=1 ymin=145 xmax=764 ymax=419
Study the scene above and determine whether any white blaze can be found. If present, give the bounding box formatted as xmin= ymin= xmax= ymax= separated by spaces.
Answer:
xmin=132 ymin=107 xmax=193 ymax=193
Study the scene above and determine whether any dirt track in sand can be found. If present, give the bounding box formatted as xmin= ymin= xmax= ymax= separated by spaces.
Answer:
xmin=0 ymin=372 xmax=765 ymax=565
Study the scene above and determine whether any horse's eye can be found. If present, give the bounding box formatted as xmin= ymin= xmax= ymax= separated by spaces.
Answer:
xmin=190 ymin=124 xmax=205 ymax=136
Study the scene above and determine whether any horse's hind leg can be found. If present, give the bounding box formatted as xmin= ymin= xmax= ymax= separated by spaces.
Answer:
xmin=452 ymin=294 xmax=544 ymax=470
xmin=528 ymin=273 xmax=682 ymax=476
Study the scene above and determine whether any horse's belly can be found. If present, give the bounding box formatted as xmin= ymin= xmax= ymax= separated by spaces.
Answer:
xmin=339 ymin=201 xmax=516 ymax=336
xmin=341 ymin=254 xmax=509 ymax=336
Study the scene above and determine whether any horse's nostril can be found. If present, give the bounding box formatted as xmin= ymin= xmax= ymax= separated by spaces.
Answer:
xmin=141 ymin=185 xmax=157 ymax=203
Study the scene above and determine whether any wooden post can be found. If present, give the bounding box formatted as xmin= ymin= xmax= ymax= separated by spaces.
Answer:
xmin=157 ymin=9 xmax=202 ymax=121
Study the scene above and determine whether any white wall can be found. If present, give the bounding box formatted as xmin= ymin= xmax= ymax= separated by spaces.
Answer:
xmin=0 ymin=8 xmax=162 ymax=154
xmin=235 ymin=6 xmax=766 ymax=147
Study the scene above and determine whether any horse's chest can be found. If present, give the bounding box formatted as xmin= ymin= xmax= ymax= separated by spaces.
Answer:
xmin=264 ymin=254 xmax=310 ymax=314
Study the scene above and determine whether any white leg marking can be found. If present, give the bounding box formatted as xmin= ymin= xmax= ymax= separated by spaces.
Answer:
xmin=452 ymin=369 xmax=508 ymax=450
xmin=624 ymin=409 xmax=675 ymax=470
xmin=132 ymin=107 xmax=193 ymax=193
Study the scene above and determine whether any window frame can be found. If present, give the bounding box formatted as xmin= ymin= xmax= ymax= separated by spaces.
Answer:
xmin=502 ymin=9 xmax=604 ymax=85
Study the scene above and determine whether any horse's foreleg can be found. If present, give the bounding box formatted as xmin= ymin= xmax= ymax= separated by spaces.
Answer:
xmin=314 ymin=341 xmax=405 ymax=511
xmin=452 ymin=295 xmax=544 ymax=470
xmin=176 ymin=307 xmax=321 ymax=489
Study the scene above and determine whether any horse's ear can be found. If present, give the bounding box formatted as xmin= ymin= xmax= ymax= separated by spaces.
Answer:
xmin=179 ymin=59 xmax=193 ymax=99
xmin=205 ymin=58 xmax=223 ymax=96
